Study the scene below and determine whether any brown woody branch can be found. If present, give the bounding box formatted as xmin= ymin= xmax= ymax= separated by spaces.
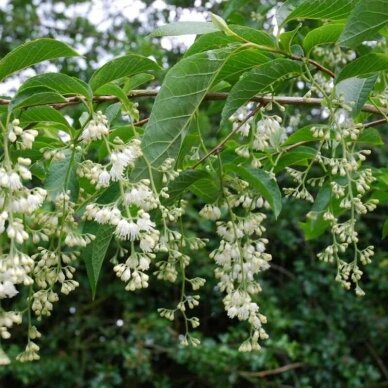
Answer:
xmin=0 ymin=90 xmax=386 ymax=117
xmin=239 ymin=362 xmax=305 ymax=379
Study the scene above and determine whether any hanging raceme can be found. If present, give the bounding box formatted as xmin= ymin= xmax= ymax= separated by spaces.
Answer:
xmin=0 ymin=0 xmax=387 ymax=363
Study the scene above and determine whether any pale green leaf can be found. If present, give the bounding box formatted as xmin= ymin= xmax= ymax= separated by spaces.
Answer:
xmin=11 ymin=86 xmax=66 ymax=111
xmin=282 ymin=0 xmax=355 ymax=25
xmin=135 ymin=47 xmax=237 ymax=179
xmin=89 ymin=54 xmax=160 ymax=91
xmin=19 ymin=73 xmax=92 ymax=100
xmin=221 ymin=59 xmax=302 ymax=124
xmin=303 ymin=23 xmax=345 ymax=54
xmin=336 ymin=75 xmax=377 ymax=114
xmin=20 ymin=106 xmax=70 ymax=129
xmin=149 ymin=22 xmax=219 ymax=37
xmin=123 ymin=73 xmax=155 ymax=93
xmin=357 ymin=127 xmax=384 ymax=146
xmin=339 ymin=0 xmax=388 ymax=48
xmin=0 ymin=38 xmax=79 ymax=82
xmin=336 ymin=53 xmax=388 ymax=83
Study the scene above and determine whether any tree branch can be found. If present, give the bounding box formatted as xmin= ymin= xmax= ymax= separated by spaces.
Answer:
xmin=239 ymin=362 xmax=305 ymax=378
xmin=0 ymin=90 xmax=386 ymax=117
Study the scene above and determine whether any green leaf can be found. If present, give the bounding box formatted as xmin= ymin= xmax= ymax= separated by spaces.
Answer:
xmin=123 ymin=73 xmax=155 ymax=93
xmin=274 ymin=146 xmax=317 ymax=172
xmin=191 ymin=176 xmax=220 ymax=203
xmin=303 ymin=23 xmax=345 ymax=54
xmin=89 ymin=54 xmax=160 ymax=92
xmin=0 ymin=38 xmax=79 ymax=82
xmin=280 ymin=24 xmax=302 ymax=53
xmin=167 ymin=170 xmax=210 ymax=202
xmin=83 ymin=223 xmax=115 ymax=299
xmin=283 ymin=126 xmax=316 ymax=146
xmin=336 ymin=75 xmax=377 ymax=114
xmin=149 ymin=22 xmax=219 ymax=37
xmin=185 ymin=26 xmax=276 ymax=57
xmin=216 ymin=48 xmax=270 ymax=84
xmin=336 ymin=53 xmax=388 ymax=83
xmin=11 ymin=86 xmax=66 ymax=111
xmin=221 ymin=59 xmax=302 ymax=124
xmin=339 ymin=0 xmax=388 ymax=48
xmin=282 ymin=0 xmax=355 ymax=25
xmin=135 ymin=47 xmax=237 ymax=178
xmin=95 ymin=83 xmax=138 ymax=120
xmin=382 ymin=219 xmax=388 ymax=239
xmin=19 ymin=73 xmax=92 ymax=101
xmin=357 ymin=127 xmax=384 ymax=146
xmin=226 ymin=165 xmax=282 ymax=218
xmin=299 ymin=216 xmax=330 ymax=240
xmin=300 ymin=184 xmax=333 ymax=240
xmin=20 ymin=106 xmax=70 ymax=129
xmin=45 ymin=149 xmax=80 ymax=201
xmin=230 ymin=25 xmax=277 ymax=48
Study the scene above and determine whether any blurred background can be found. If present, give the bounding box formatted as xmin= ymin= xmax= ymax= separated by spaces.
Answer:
xmin=0 ymin=0 xmax=387 ymax=386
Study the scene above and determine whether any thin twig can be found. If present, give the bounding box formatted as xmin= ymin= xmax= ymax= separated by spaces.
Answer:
xmin=192 ymin=104 xmax=262 ymax=169
xmin=365 ymin=342 xmax=388 ymax=380
xmin=364 ymin=118 xmax=388 ymax=128
xmin=239 ymin=362 xmax=305 ymax=378
xmin=133 ymin=117 xmax=149 ymax=126
xmin=0 ymin=90 xmax=386 ymax=116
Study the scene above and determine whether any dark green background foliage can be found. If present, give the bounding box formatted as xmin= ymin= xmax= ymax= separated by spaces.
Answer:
xmin=0 ymin=0 xmax=387 ymax=386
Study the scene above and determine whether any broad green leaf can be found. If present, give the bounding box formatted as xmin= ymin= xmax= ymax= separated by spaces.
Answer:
xmin=303 ymin=23 xmax=344 ymax=54
xmin=283 ymin=126 xmax=316 ymax=146
xmin=83 ymin=223 xmax=115 ymax=299
xmin=0 ymin=38 xmax=79 ymax=82
xmin=95 ymin=83 xmax=139 ymax=120
xmin=280 ymin=24 xmax=302 ymax=53
xmin=339 ymin=0 xmax=388 ymax=48
xmin=216 ymin=48 xmax=270 ymax=84
xmin=19 ymin=73 xmax=92 ymax=101
xmin=45 ymin=149 xmax=81 ymax=201
xmin=149 ymin=22 xmax=219 ymax=37
xmin=336 ymin=54 xmax=388 ymax=83
xmin=135 ymin=47 xmax=237 ymax=178
xmin=229 ymin=25 xmax=277 ymax=47
xmin=191 ymin=176 xmax=221 ymax=203
xmin=299 ymin=216 xmax=330 ymax=240
xmin=11 ymin=86 xmax=66 ymax=111
xmin=89 ymin=54 xmax=160 ymax=91
xmin=336 ymin=75 xmax=377 ymax=114
xmin=185 ymin=26 xmax=276 ymax=57
xmin=167 ymin=170 xmax=210 ymax=202
xmin=357 ymin=127 xmax=384 ymax=146
xmin=274 ymin=146 xmax=317 ymax=172
xmin=20 ymin=106 xmax=70 ymax=129
xmin=184 ymin=33 xmax=237 ymax=57
xmin=282 ymin=0 xmax=354 ymax=25
xmin=221 ymin=59 xmax=302 ymax=124
xmin=226 ymin=165 xmax=282 ymax=218
xmin=123 ymin=73 xmax=155 ymax=93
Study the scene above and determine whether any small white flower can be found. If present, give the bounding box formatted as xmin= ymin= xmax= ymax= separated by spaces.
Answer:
xmin=116 ymin=219 xmax=139 ymax=240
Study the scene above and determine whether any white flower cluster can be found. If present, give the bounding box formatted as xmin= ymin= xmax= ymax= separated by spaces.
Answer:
xmin=203 ymin=178 xmax=272 ymax=351
xmin=231 ymin=109 xmax=287 ymax=167
xmin=285 ymin=106 xmax=378 ymax=294
xmin=80 ymin=111 xmax=109 ymax=142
